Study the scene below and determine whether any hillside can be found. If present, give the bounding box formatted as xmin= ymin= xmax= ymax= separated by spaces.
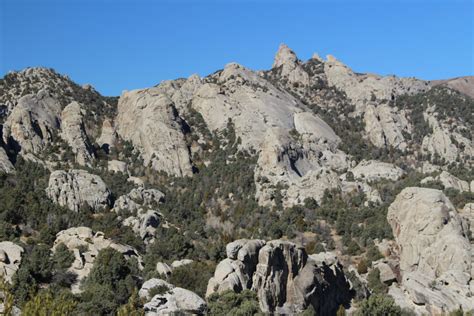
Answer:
xmin=0 ymin=44 xmax=472 ymax=315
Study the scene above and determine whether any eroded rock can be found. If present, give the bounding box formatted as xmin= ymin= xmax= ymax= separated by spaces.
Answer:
xmin=46 ymin=169 xmax=111 ymax=212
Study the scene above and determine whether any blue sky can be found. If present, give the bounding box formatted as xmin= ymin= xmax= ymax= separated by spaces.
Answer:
xmin=1 ymin=0 xmax=473 ymax=96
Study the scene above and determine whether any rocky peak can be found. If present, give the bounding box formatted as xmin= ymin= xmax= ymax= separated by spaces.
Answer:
xmin=273 ymin=43 xmax=299 ymax=69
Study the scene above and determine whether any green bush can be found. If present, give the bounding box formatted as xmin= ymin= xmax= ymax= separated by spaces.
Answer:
xmin=356 ymin=294 xmax=401 ymax=316
xmin=207 ymin=290 xmax=263 ymax=316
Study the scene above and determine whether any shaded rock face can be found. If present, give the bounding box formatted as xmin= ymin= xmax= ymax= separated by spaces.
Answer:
xmin=60 ymin=102 xmax=95 ymax=166
xmin=46 ymin=169 xmax=112 ymax=212
xmin=115 ymin=89 xmax=193 ymax=177
xmin=207 ymin=239 xmax=353 ymax=314
xmin=253 ymin=117 xmax=347 ymax=207
xmin=139 ymin=278 xmax=207 ymax=315
xmin=96 ymin=118 xmax=117 ymax=152
xmin=0 ymin=241 xmax=24 ymax=283
xmin=2 ymin=90 xmax=61 ymax=156
xmin=52 ymin=227 xmax=143 ymax=294
xmin=0 ymin=147 xmax=14 ymax=173
xmin=387 ymin=187 xmax=473 ymax=313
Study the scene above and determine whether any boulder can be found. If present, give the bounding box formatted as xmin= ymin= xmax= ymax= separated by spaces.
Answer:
xmin=60 ymin=102 xmax=95 ymax=166
xmin=387 ymin=187 xmax=473 ymax=313
xmin=155 ymin=262 xmax=172 ymax=276
xmin=207 ymin=239 xmax=352 ymax=314
xmin=139 ymin=278 xmax=174 ymax=300
xmin=143 ymin=287 xmax=207 ymax=316
xmin=46 ymin=169 xmax=111 ymax=212
xmin=372 ymin=261 xmax=397 ymax=285
xmin=52 ymin=227 xmax=143 ymax=294
xmin=107 ymin=160 xmax=127 ymax=174
xmin=123 ymin=210 xmax=161 ymax=242
xmin=171 ymin=259 xmax=194 ymax=269
xmin=0 ymin=242 xmax=24 ymax=283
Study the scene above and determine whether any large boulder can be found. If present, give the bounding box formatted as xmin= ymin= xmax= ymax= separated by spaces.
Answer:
xmin=421 ymin=171 xmax=470 ymax=192
xmin=46 ymin=169 xmax=111 ymax=212
xmin=387 ymin=187 xmax=473 ymax=313
xmin=140 ymin=278 xmax=207 ymax=315
xmin=115 ymin=89 xmax=193 ymax=177
xmin=0 ymin=242 xmax=24 ymax=283
xmin=207 ymin=239 xmax=352 ymax=314
xmin=52 ymin=227 xmax=143 ymax=293
xmin=60 ymin=102 xmax=95 ymax=166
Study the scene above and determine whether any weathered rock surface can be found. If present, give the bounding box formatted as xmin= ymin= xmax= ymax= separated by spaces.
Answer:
xmin=60 ymin=102 xmax=95 ymax=166
xmin=387 ymin=187 xmax=473 ymax=313
xmin=255 ymin=126 xmax=347 ymax=207
xmin=46 ymin=169 xmax=111 ymax=212
xmin=422 ymin=111 xmax=474 ymax=163
xmin=0 ymin=147 xmax=14 ymax=173
xmin=207 ymin=239 xmax=352 ymax=314
xmin=123 ymin=210 xmax=161 ymax=243
xmin=96 ymin=118 xmax=117 ymax=151
xmin=363 ymin=103 xmax=412 ymax=151
xmin=114 ymin=187 xmax=164 ymax=213
xmin=421 ymin=171 xmax=470 ymax=192
xmin=324 ymin=55 xmax=429 ymax=113
xmin=140 ymin=278 xmax=207 ymax=315
xmin=272 ymin=43 xmax=309 ymax=86
xmin=107 ymin=159 xmax=127 ymax=173
xmin=2 ymin=90 xmax=61 ymax=155
xmin=52 ymin=227 xmax=143 ymax=293
xmin=115 ymin=89 xmax=192 ymax=177
xmin=0 ymin=242 xmax=24 ymax=283
xmin=350 ymin=160 xmax=405 ymax=182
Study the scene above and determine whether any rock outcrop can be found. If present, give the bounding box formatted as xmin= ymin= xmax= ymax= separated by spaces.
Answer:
xmin=0 ymin=147 xmax=14 ymax=173
xmin=96 ymin=118 xmax=117 ymax=152
xmin=272 ymin=43 xmax=310 ymax=86
xmin=0 ymin=242 xmax=24 ymax=283
xmin=324 ymin=55 xmax=429 ymax=112
xmin=60 ymin=102 xmax=95 ymax=166
xmin=52 ymin=227 xmax=143 ymax=293
xmin=350 ymin=160 xmax=405 ymax=182
xmin=46 ymin=169 xmax=111 ymax=212
xmin=123 ymin=210 xmax=161 ymax=242
xmin=387 ymin=187 xmax=473 ymax=314
xmin=422 ymin=111 xmax=474 ymax=163
xmin=139 ymin=278 xmax=207 ymax=315
xmin=363 ymin=103 xmax=412 ymax=151
xmin=206 ymin=239 xmax=352 ymax=314
xmin=115 ymin=89 xmax=193 ymax=177
xmin=2 ymin=90 xmax=61 ymax=155
xmin=421 ymin=171 xmax=471 ymax=192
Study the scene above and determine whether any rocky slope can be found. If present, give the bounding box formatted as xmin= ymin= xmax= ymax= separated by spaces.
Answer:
xmin=0 ymin=45 xmax=472 ymax=315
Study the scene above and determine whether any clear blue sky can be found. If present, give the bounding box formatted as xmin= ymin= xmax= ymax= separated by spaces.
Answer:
xmin=1 ymin=0 xmax=473 ymax=96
